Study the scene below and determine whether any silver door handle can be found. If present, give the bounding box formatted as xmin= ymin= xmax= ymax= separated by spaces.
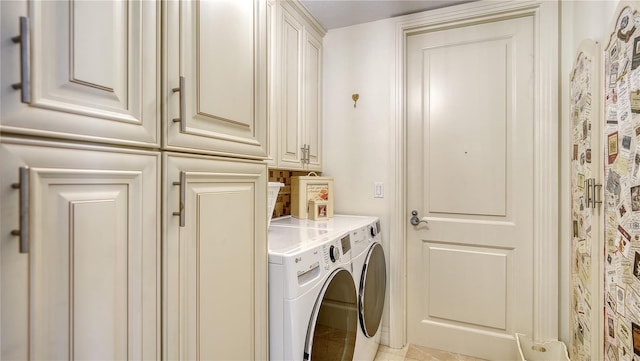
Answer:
xmin=173 ymin=76 xmax=186 ymax=133
xmin=585 ymin=178 xmax=602 ymax=209
xmin=12 ymin=16 xmax=30 ymax=103
xmin=11 ymin=167 xmax=30 ymax=253
xmin=410 ymin=210 xmax=428 ymax=226
xmin=172 ymin=171 xmax=186 ymax=227
xmin=301 ymin=144 xmax=311 ymax=164
xmin=593 ymin=181 xmax=602 ymax=207
xmin=585 ymin=178 xmax=593 ymax=208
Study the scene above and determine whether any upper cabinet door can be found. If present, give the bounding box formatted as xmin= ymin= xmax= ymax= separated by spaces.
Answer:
xmin=278 ymin=6 xmax=304 ymax=166
xmin=272 ymin=1 xmax=324 ymax=171
xmin=304 ymin=29 xmax=322 ymax=169
xmin=164 ymin=0 xmax=268 ymax=159
xmin=0 ymin=0 xmax=160 ymax=147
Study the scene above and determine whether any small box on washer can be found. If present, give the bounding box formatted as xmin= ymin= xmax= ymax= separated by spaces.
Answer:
xmin=291 ymin=176 xmax=334 ymax=219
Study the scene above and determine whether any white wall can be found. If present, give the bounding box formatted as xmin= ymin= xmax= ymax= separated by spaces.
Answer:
xmin=559 ymin=0 xmax=619 ymax=344
xmin=322 ymin=17 xmax=397 ymax=344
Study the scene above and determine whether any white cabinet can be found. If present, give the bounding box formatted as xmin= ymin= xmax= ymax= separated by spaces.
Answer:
xmin=163 ymin=153 xmax=268 ymax=361
xmin=1 ymin=138 xmax=160 ymax=360
xmin=0 ymin=0 xmax=160 ymax=147
xmin=269 ymin=1 xmax=324 ymax=170
xmin=1 ymin=1 xmax=270 ymax=360
xmin=163 ymin=0 xmax=268 ymax=159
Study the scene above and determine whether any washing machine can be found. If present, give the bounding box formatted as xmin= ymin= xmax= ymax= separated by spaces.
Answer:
xmin=269 ymin=225 xmax=358 ymax=361
xmin=271 ymin=215 xmax=387 ymax=361
xmin=349 ymin=218 xmax=386 ymax=361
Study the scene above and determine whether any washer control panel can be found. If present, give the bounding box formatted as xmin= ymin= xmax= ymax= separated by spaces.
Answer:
xmin=329 ymin=245 xmax=339 ymax=262
xmin=322 ymin=234 xmax=350 ymax=267
xmin=351 ymin=226 xmax=366 ymax=247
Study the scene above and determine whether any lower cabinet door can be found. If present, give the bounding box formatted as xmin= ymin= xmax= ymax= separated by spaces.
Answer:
xmin=163 ymin=153 xmax=268 ymax=361
xmin=0 ymin=137 xmax=160 ymax=360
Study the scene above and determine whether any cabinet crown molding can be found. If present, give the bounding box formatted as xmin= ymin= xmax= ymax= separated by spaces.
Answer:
xmin=280 ymin=0 xmax=326 ymax=37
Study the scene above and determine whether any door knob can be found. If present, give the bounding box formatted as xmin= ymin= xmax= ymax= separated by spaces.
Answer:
xmin=410 ymin=210 xmax=428 ymax=226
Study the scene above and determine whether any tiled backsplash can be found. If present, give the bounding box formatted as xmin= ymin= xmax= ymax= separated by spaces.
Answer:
xmin=269 ymin=170 xmax=321 ymax=217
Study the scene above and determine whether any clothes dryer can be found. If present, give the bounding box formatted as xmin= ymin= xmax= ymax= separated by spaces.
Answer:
xmin=349 ymin=219 xmax=386 ymax=361
xmin=271 ymin=215 xmax=387 ymax=361
xmin=269 ymin=226 xmax=358 ymax=361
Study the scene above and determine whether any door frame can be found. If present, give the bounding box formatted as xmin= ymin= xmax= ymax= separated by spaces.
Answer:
xmin=388 ymin=0 xmax=559 ymax=348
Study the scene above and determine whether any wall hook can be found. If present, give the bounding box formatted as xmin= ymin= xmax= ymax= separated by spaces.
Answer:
xmin=352 ymin=93 xmax=359 ymax=108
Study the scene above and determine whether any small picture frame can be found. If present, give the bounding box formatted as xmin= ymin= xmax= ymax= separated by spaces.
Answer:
xmin=291 ymin=176 xmax=334 ymax=219
xmin=309 ymin=200 xmax=329 ymax=220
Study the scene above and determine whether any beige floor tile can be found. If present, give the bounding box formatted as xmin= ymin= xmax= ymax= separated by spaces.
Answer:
xmin=374 ymin=345 xmax=409 ymax=361
xmin=375 ymin=343 xmax=488 ymax=361
xmin=405 ymin=345 xmax=481 ymax=361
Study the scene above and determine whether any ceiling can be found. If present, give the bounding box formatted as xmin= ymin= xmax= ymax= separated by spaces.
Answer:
xmin=299 ymin=0 xmax=475 ymax=30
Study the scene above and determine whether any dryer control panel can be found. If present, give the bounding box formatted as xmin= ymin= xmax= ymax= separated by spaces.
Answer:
xmin=370 ymin=220 xmax=381 ymax=238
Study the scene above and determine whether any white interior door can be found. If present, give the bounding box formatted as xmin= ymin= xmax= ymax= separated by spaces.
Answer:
xmin=406 ymin=15 xmax=534 ymax=360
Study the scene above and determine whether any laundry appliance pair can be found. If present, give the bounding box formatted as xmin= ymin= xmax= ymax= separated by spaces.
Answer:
xmin=268 ymin=215 xmax=386 ymax=361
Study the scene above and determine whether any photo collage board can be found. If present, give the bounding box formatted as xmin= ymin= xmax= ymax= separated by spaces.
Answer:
xmin=571 ymin=45 xmax=596 ymax=361
xmin=604 ymin=6 xmax=640 ymax=361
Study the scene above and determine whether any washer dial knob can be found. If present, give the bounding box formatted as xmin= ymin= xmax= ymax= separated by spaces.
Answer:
xmin=329 ymin=245 xmax=339 ymax=262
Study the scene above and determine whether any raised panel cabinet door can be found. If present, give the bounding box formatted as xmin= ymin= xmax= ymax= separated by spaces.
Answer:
xmin=303 ymin=28 xmax=323 ymax=170
xmin=164 ymin=0 xmax=268 ymax=159
xmin=277 ymin=3 xmax=305 ymax=168
xmin=0 ymin=0 xmax=160 ymax=147
xmin=273 ymin=2 xmax=323 ymax=171
xmin=266 ymin=0 xmax=278 ymax=167
xmin=163 ymin=153 xmax=268 ymax=361
xmin=0 ymin=138 xmax=160 ymax=360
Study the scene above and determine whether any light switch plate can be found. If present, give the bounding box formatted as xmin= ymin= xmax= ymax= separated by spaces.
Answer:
xmin=374 ymin=182 xmax=384 ymax=198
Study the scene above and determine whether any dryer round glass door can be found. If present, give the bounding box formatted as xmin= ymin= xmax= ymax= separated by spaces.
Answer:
xmin=359 ymin=243 xmax=387 ymax=337
xmin=304 ymin=268 xmax=358 ymax=361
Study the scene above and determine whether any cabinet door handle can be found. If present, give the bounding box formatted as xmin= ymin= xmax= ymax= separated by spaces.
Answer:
xmin=300 ymin=144 xmax=311 ymax=164
xmin=593 ymin=181 xmax=602 ymax=207
xmin=584 ymin=178 xmax=593 ymax=208
xmin=585 ymin=178 xmax=602 ymax=209
xmin=172 ymin=171 xmax=186 ymax=227
xmin=172 ymin=76 xmax=186 ymax=133
xmin=301 ymin=144 xmax=307 ymax=163
xmin=11 ymin=16 xmax=30 ymax=104
xmin=11 ymin=167 xmax=30 ymax=253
